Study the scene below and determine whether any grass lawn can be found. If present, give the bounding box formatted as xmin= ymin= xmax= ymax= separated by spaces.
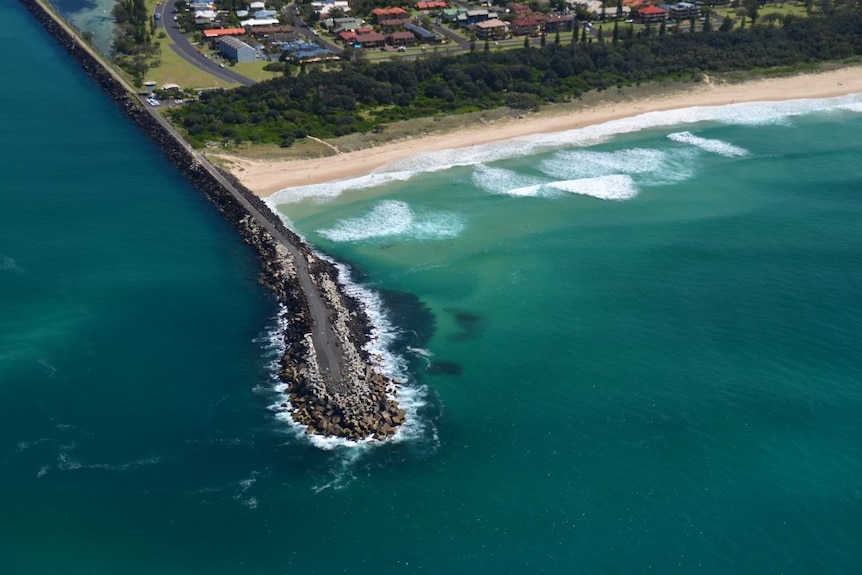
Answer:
xmin=139 ymin=0 xmax=265 ymax=89
xmin=713 ymin=1 xmax=813 ymax=28
xmin=146 ymin=37 xmax=233 ymax=89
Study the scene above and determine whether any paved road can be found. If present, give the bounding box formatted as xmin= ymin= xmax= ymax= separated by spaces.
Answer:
xmin=285 ymin=3 xmax=344 ymax=56
xmin=149 ymin=108 xmax=346 ymax=382
xmin=158 ymin=0 xmax=256 ymax=87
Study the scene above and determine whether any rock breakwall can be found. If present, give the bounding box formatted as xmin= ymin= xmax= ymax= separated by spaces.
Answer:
xmin=20 ymin=0 xmax=404 ymax=441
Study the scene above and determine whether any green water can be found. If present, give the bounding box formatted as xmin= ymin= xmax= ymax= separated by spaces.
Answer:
xmin=4 ymin=1 xmax=862 ymax=572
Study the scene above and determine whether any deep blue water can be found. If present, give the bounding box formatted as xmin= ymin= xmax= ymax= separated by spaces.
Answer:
xmin=4 ymin=2 xmax=862 ymax=573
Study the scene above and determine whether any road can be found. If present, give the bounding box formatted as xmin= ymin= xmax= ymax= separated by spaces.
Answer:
xmin=158 ymin=0 xmax=256 ymax=87
xmin=148 ymin=107 xmax=347 ymax=382
xmin=285 ymin=3 xmax=344 ymax=56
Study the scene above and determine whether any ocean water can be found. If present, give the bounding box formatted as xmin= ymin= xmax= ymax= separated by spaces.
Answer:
xmin=5 ymin=2 xmax=862 ymax=573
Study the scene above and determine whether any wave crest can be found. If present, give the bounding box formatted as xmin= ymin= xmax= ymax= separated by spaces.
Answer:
xmin=317 ymin=200 xmax=464 ymax=242
xmin=667 ymin=131 xmax=748 ymax=157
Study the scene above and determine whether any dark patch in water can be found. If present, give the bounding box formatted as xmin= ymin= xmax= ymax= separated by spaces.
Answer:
xmin=378 ymin=289 xmax=436 ymax=349
xmin=426 ymin=361 xmax=463 ymax=376
xmin=446 ymin=309 xmax=483 ymax=341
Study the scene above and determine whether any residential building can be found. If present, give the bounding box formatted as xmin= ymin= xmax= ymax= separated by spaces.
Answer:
xmin=666 ymin=2 xmax=699 ymax=20
xmin=636 ymin=5 xmax=667 ymax=23
xmin=403 ymin=22 xmax=441 ymax=43
xmin=473 ymin=18 xmax=509 ymax=40
xmin=511 ymin=18 xmax=540 ymax=36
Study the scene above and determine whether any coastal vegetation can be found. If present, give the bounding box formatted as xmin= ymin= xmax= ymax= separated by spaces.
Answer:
xmin=169 ymin=5 xmax=862 ymax=148
xmin=113 ymin=0 xmax=161 ymax=85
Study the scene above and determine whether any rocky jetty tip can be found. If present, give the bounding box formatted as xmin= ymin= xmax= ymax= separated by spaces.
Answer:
xmin=20 ymin=0 xmax=405 ymax=441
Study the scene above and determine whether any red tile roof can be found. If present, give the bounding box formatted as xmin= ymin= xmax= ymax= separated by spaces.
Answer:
xmin=638 ymin=5 xmax=666 ymax=14
xmin=203 ymin=28 xmax=246 ymax=37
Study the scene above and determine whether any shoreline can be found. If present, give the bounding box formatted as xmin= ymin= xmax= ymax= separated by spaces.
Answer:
xmin=220 ymin=67 xmax=862 ymax=197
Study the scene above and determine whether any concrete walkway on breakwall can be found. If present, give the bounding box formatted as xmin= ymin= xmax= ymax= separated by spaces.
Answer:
xmin=21 ymin=0 xmax=351 ymax=396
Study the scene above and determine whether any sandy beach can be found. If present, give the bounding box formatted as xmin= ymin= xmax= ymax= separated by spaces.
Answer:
xmin=214 ymin=66 xmax=862 ymax=197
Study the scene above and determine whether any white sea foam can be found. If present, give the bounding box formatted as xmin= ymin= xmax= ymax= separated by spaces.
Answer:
xmin=265 ymin=95 xmax=862 ymax=205
xmin=837 ymin=101 xmax=862 ymax=113
xmin=16 ymin=438 xmax=53 ymax=453
xmin=471 ymin=165 xmax=547 ymax=197
xmin=1 ymin=255 xmax=22 ymax=272
xmin=266 ymin=170 xmax=417 ymax=206
xmin=263 ymin=256 xmax=430 ymax=455
xmin=667 ymin=131 xmax=749 ymax=157
xmin=317 ymin=200 xmax=464 ymax=243
xmin=546 ymin=175 xmax=639 ymax=201
xmin=540 ymin=148 xmax=664 ymax=180
xmin=45 ymin=448 xmax=162 ymax=476
xmin=539 ymin=146 xmax=697 ymax=188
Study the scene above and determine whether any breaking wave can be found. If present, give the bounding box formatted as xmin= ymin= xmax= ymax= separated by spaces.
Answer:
xmin=667 ymin=131 xmax=749 ymax=157
xmin=265 ymin=94 xmax=862 ymax=205
xmin=545 ymin=175 xmax=639 ymax=201
xmin=317 ymin=200 xmax=464 ymax=242
xmin=471 ymin=165 xmax=547 ymax=197
xmin=262 ymin=256 xmax=430 ymax=454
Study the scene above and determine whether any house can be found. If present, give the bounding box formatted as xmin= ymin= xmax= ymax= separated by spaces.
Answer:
xmin=473 ymin=18 xmax=509 ymax=40
xmin=324 ymin=16 xmax=363 ymax=31
xmin=387 ymin=31 xmax=416 ymax=46
xmin=416 ymin=1 xmax=447 ymax=9
xmin=281 ymin=41 xmax=335 ymax=61
xmin=535 ymin=14 xmax=575 ymax=33
xmin=635 ymin=5 xmax=667 ymax=23
xmin=312 ymin=0 xmax=351 ymax=17
xmin=204 ymin=28 xmax=246 ymax=39
xmin=354 ymin=32 xmax=386 ymax=48
xmin=194 ymin=10 xmax=217 ymax=25
xmin=371 ymin=7 xmax=409 ymax=24
xmin=464 ymin=9 xmax=491 ymax=25
xmin=403 ymin=22 xmax=441 ymax=43
xmin=666 ymin=2 xmax=699 ymax=20
xmin=219 ymin=36 xmax=256 ymax=62
xmin=338 ymin=29 xmax=358 ymax=43
xmin=511 ymin=18 xmax=540 ymax=36
xmin=379 ymin=18 xmax=407 ymax=29
xmin=249 ymin=1 xmax=266 ymax=9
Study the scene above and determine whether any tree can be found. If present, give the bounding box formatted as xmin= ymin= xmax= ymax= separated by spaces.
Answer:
xmin=719 ymin=15 xmax=734 ymax=32
xmin=744 ymin=0 xmax=759 ymax=26
xmin=702 ymin=11 xmax=712 ymax=33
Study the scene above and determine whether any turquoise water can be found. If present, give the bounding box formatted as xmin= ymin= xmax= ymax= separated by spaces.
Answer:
xmin=5 ymin=1 xmax=862 ymax=572
xmin=51 ymin=0 xmax=118 ymax=54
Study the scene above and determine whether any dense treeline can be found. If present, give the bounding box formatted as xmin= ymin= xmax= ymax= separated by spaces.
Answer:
xmin=113 ymin=0 xmax=160 ymax=85
xmin=170 ymin=9 xmax=862 ymax=147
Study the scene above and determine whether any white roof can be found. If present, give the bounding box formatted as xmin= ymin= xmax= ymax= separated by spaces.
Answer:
xmin=249 ymin=1 xmax=265 ymax=8
xmin=476 ymin=18 xmax=508 ymax=28
xmin=240 ymin=18 xmax=280 ymax=26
